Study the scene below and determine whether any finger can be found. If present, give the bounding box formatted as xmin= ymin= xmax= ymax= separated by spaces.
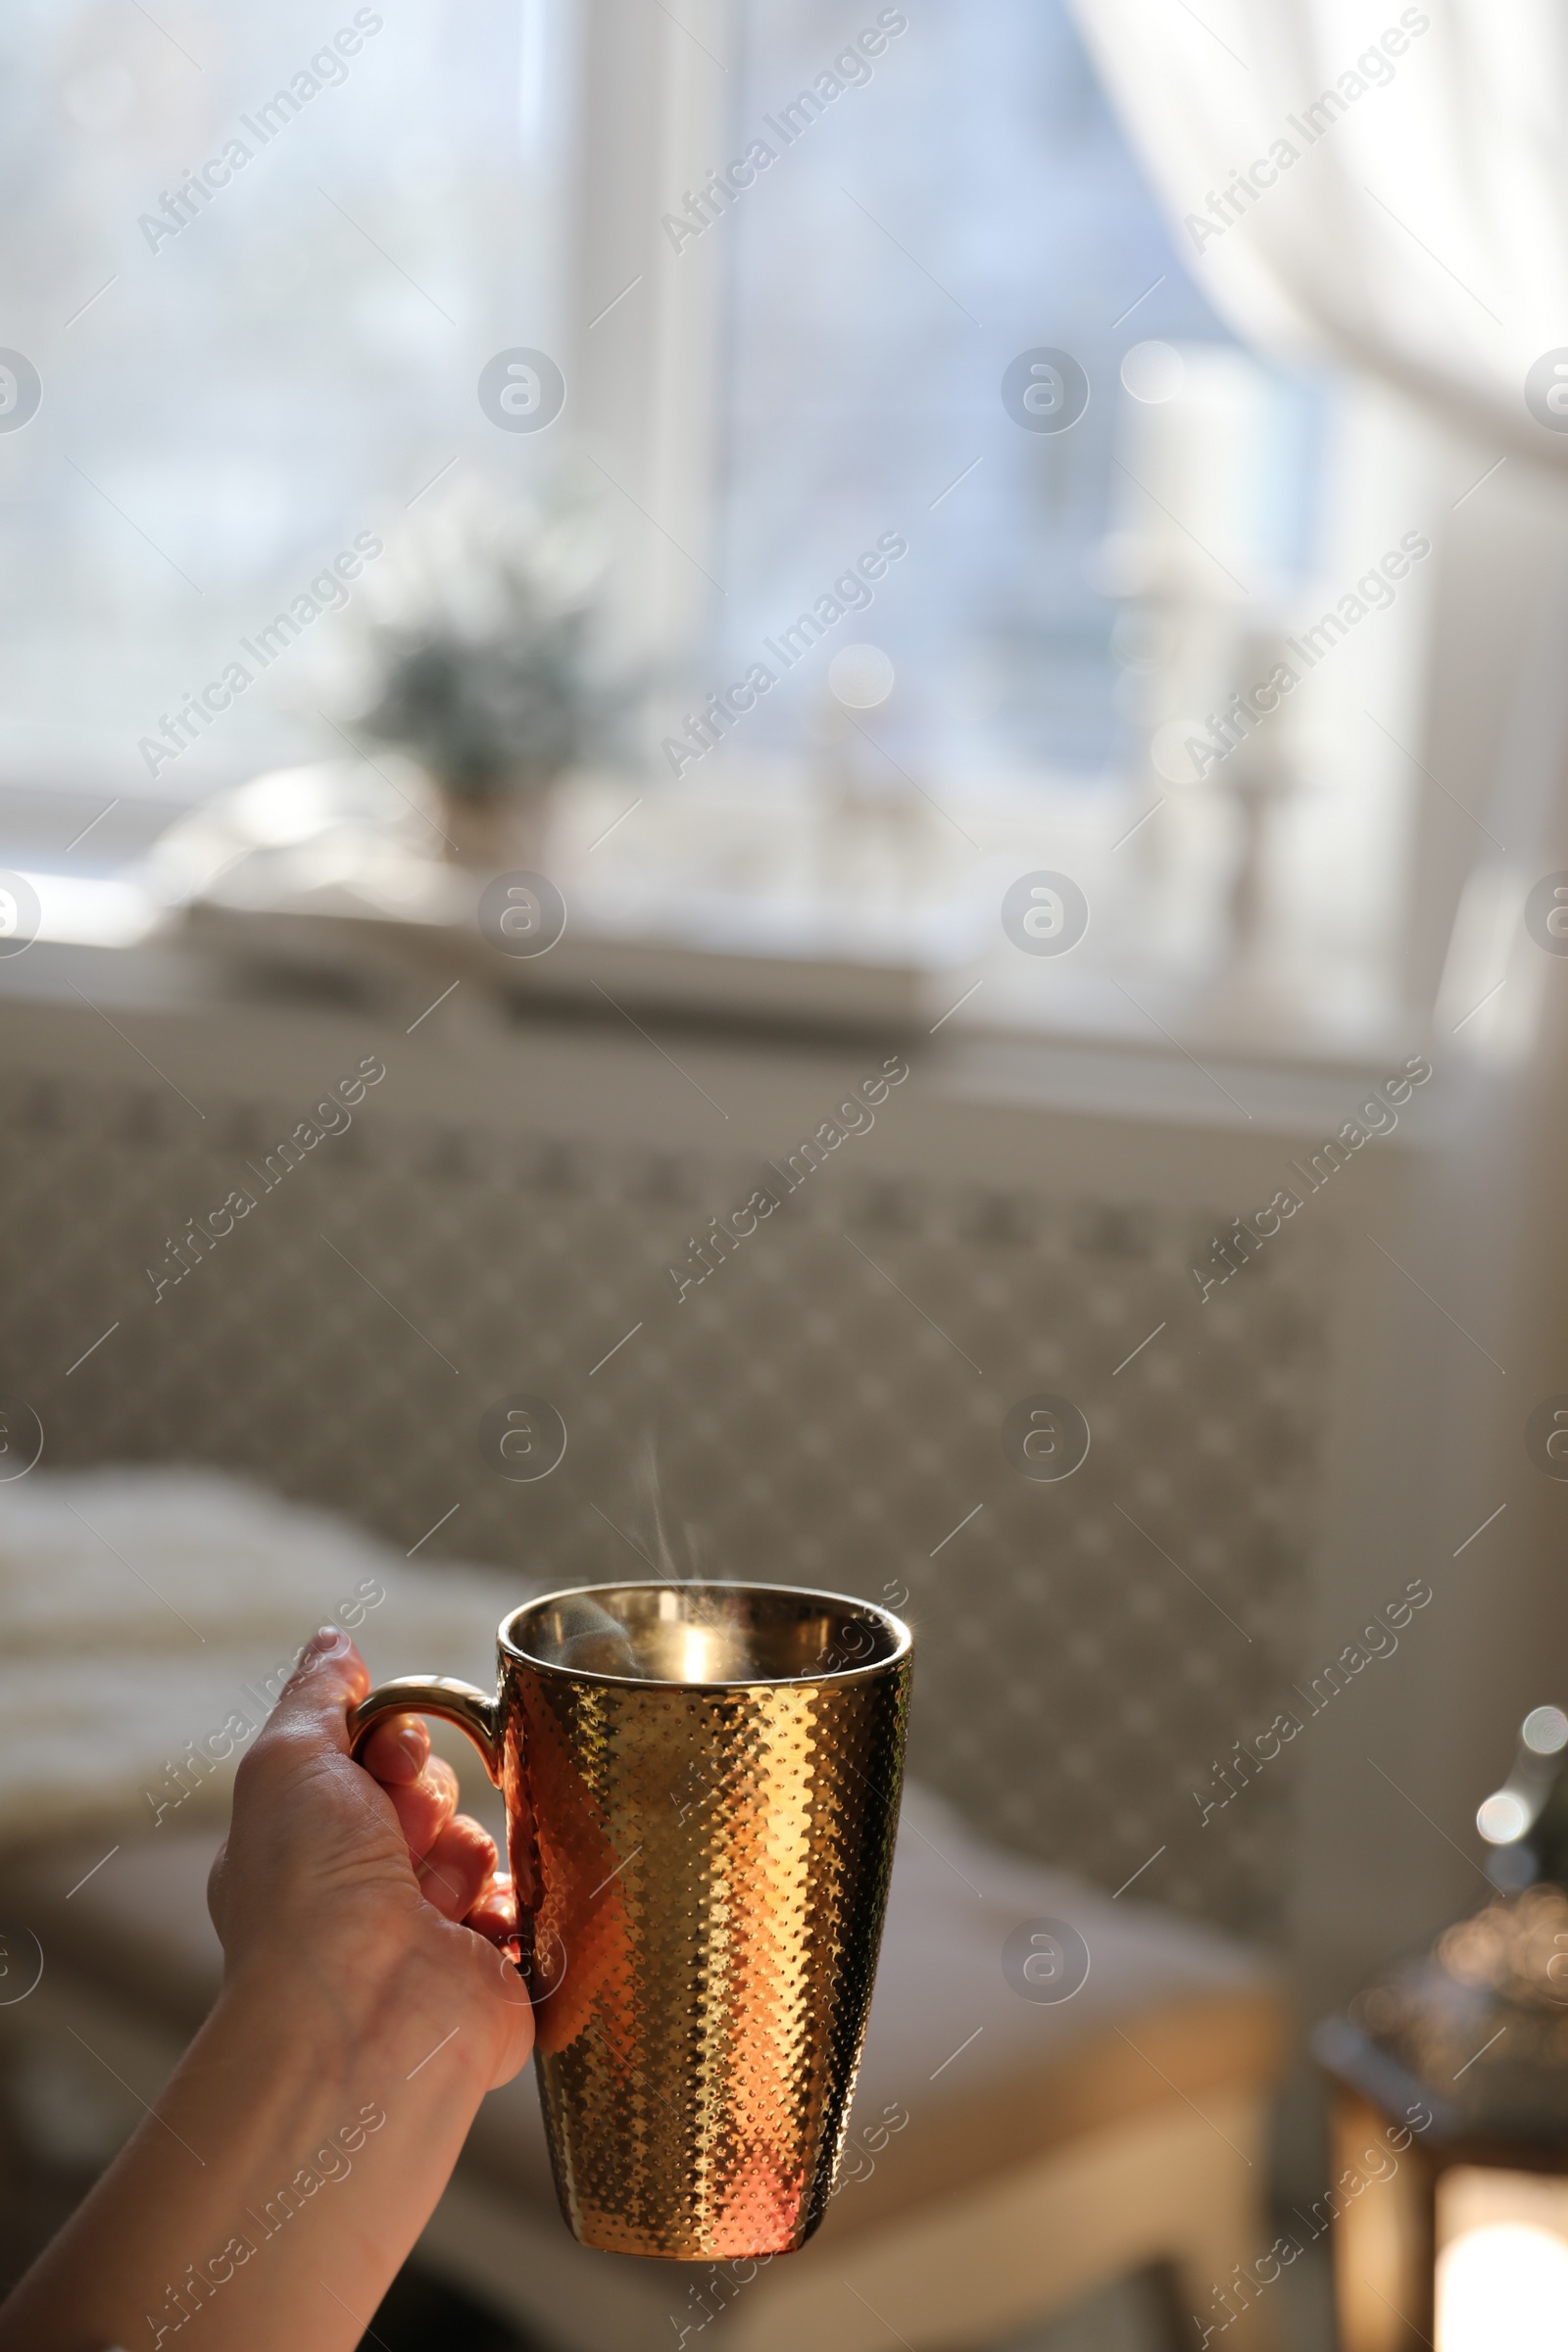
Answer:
xmin=416 ymin=1813 xmax=497 ymax=1922
xmin=384 ymin=1755 xmax=460 ymax=1861
xmin=359 ymin=1712 xmax=429 ymax=1788
xmin=251 ymin=1628 xmax=368 ymax=1760
xmin=465 ymin=1871 xmax=517 ymax=1945
xmin=206 ymin=1837 xmax=230 ymax=1925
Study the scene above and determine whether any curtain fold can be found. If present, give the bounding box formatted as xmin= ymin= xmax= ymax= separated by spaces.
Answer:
xmin=1070 ymin=0 xmax=1568 ymax=462
xmin=1076 ymin=0 xmax=1568 ymax=1952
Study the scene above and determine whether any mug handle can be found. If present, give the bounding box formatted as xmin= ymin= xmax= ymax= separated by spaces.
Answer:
xmin=349 ymin=1674 xmax=503 ymax=1788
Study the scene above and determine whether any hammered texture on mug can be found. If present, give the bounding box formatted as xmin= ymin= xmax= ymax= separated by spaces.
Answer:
xmin=508 ymin=1646 xmax=910 ymax=2260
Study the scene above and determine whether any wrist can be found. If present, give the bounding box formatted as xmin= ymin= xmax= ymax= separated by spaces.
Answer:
xmin=0 ymin=1935 xmax=502 ymax=2352
xmin=217 ymin=1923 xmax=507 ymax=2109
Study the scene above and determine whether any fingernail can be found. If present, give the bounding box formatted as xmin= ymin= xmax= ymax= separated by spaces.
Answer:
xmin=390 ymin=1723 xmax=427 ymax=1777
xmin=310 ymin=1625 xmax=350 ymax=1656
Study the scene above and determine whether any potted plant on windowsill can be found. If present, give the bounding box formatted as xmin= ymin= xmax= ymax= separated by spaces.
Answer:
xmin=348 ymin=467 xmax=629 ymax=870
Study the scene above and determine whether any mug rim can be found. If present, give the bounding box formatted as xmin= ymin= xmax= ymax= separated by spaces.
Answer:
xmin=498 ymin=1579 xmax=912 ymax=1690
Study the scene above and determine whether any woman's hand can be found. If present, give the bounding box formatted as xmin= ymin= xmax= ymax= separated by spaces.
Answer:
xmin=0 ymin=1627 xmax=534 ymax=2352
xmin=208 ymin=1626 xmax=532 ymax=2093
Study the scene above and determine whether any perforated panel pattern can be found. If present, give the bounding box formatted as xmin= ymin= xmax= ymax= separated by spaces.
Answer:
xmin=0 ymin=1072 xmax=1333 ymax=1936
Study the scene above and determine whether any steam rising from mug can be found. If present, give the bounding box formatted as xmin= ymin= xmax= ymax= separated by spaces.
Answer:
xmin=546 ymin=1594 xmax=648 ymax=1678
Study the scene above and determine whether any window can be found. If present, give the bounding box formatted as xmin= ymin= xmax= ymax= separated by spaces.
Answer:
xmin=0 ymin=2 xmax=572 ymax=798
xmin=700 ymin=0 xmax=1326 ymax=789
xmin=2 ymin=0 xmax=1425 ymax=1031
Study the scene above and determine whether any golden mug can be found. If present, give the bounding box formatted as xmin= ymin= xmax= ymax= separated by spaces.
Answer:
xmin=350 ymin=1581 xmax=912 ymax=2260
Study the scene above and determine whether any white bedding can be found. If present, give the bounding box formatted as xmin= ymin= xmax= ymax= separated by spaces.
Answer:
xmin=0 ymin=1466 xmax=518 ymax=1845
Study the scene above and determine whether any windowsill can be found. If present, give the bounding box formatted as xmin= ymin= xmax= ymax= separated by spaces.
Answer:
xmin=0 ymin=774 xmax=1419 ymax=1080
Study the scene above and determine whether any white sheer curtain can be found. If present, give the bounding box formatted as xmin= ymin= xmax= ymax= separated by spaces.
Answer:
xmin=1072 ymin=0 xmax=1568 ymax=462
xmin=1075 ymin=0 xmax=1568 ymax=1961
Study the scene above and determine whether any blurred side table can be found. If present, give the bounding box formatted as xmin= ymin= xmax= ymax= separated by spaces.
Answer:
xmin=1314 ymin=1878 xmax=1568 ymax=2352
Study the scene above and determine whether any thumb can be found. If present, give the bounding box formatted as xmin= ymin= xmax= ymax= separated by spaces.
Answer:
xmin=268 ymin=1625 xmax=370 ymax=1752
